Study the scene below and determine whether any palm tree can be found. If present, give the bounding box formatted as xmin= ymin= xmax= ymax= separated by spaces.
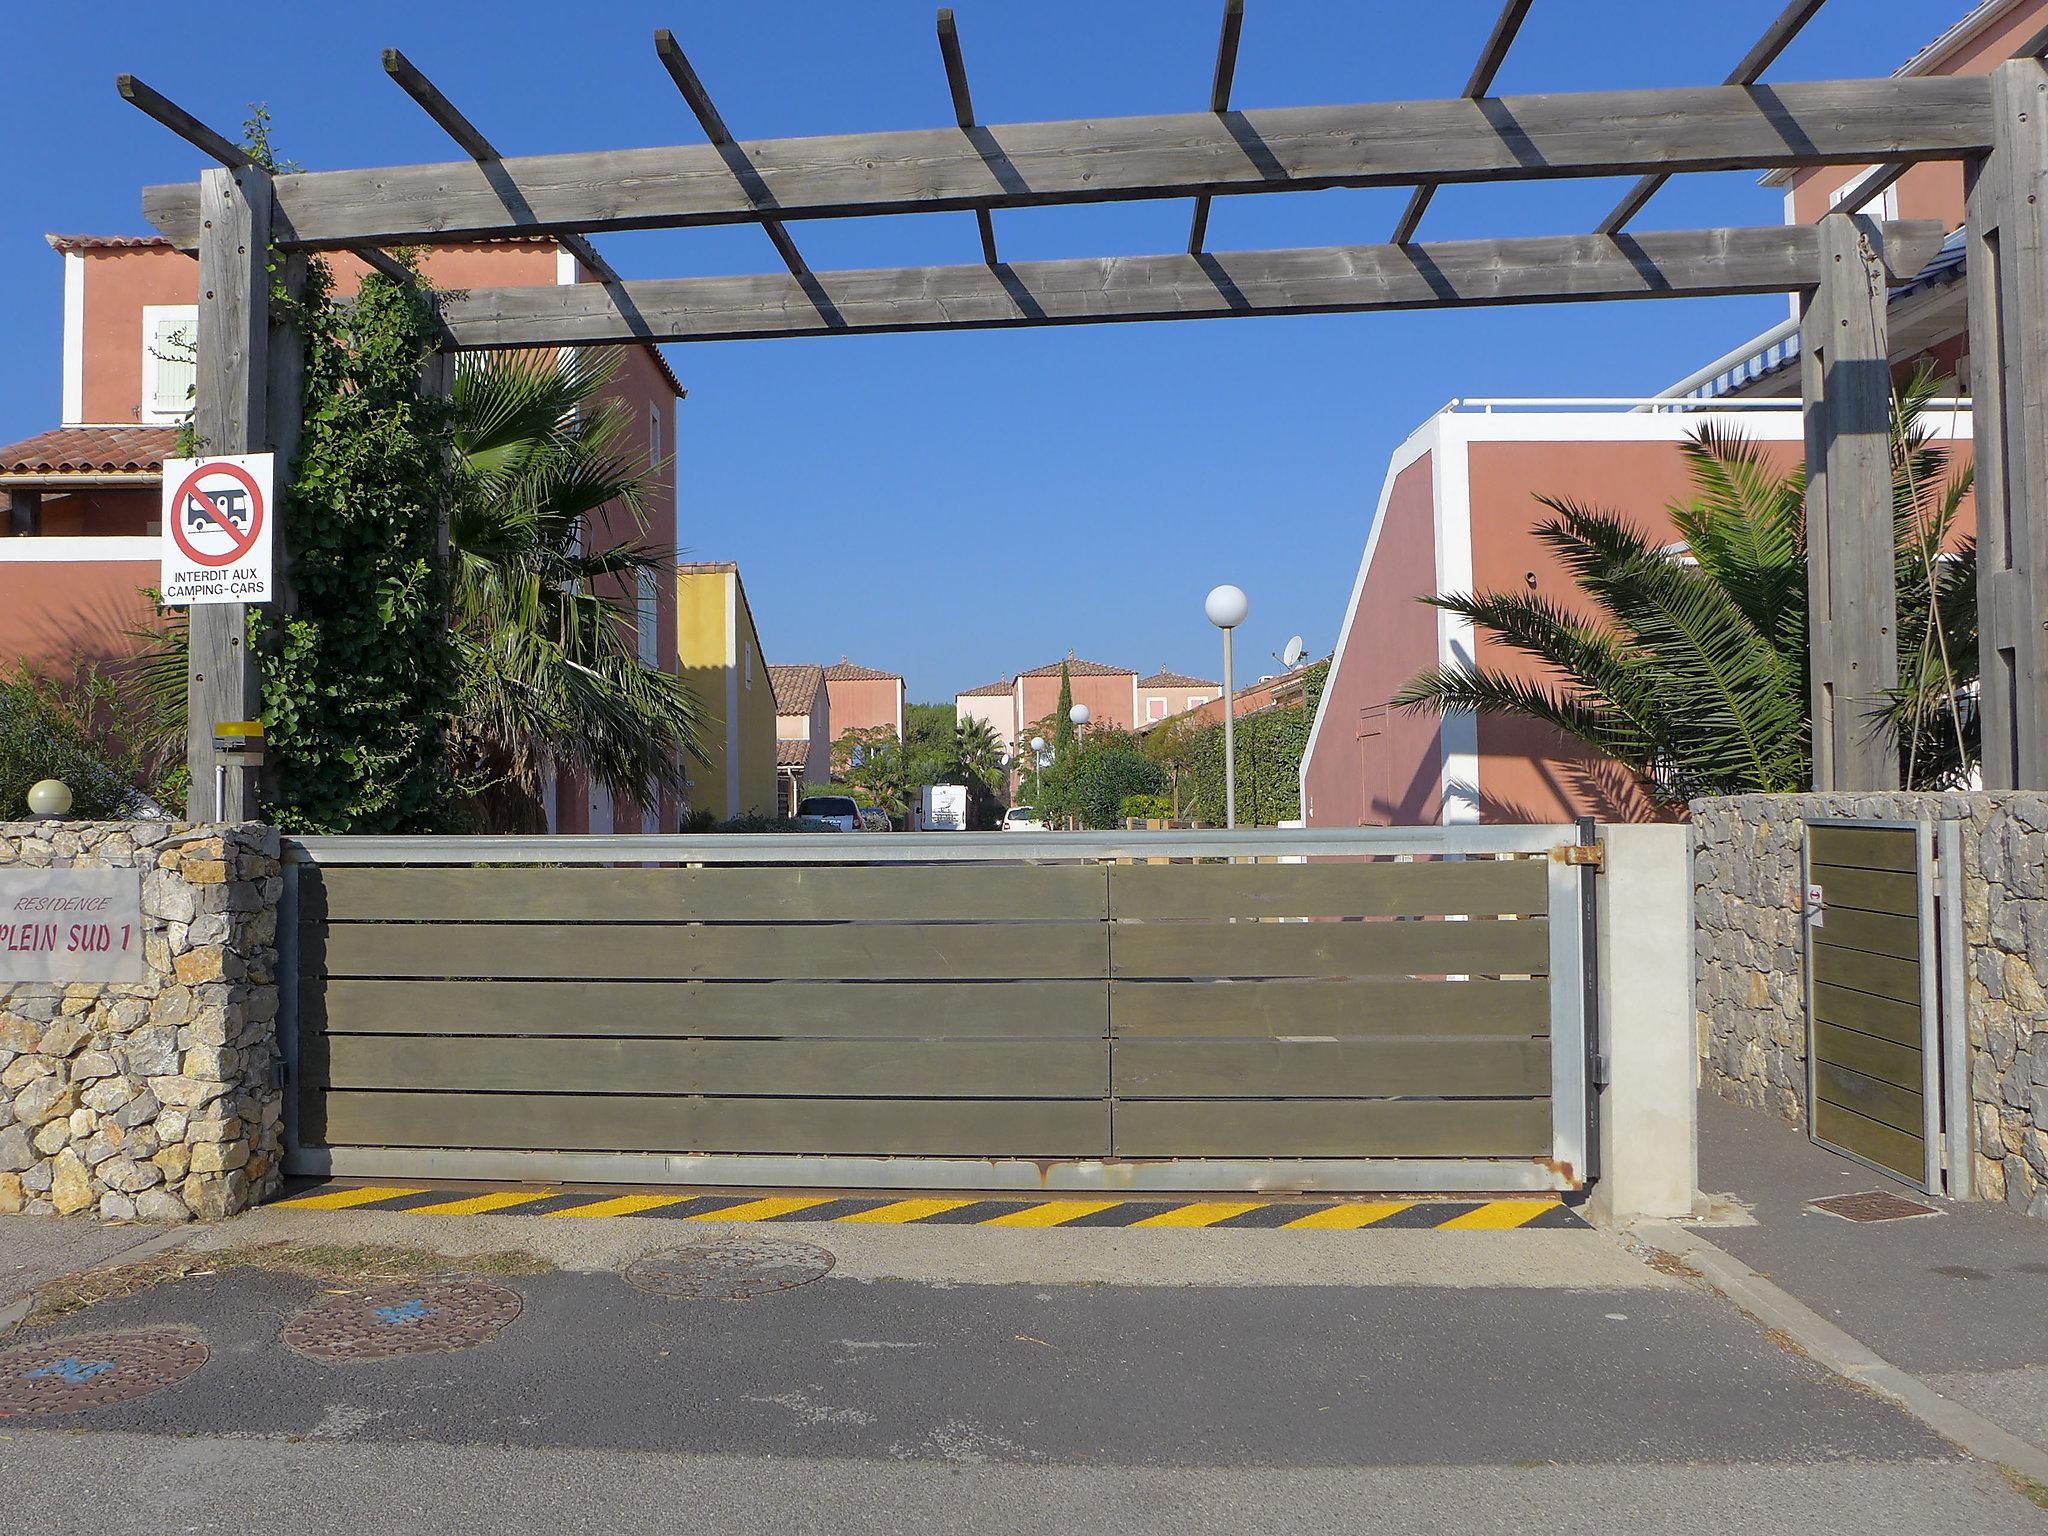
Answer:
xmin=953 ymin=715 xmax=1006 ymax=794
xmin=445 ymin=349 xmax=703 ymax=830
xmin=1393 ymin=374 xmax=1976 ymax=806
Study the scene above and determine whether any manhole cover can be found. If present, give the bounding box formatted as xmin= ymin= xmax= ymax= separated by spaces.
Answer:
xmin=0 ymin=1329 xmax=208 ymax=1416
xmin=282 ymin=1280 xmax=523 ymax=1362
xmin=624 ymin=1235 xmax=835 ymax=1301
xmin=1809 ymin=1190 xmax=1939 ymax=1223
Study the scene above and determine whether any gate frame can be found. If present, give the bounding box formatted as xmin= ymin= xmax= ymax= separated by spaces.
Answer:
xmin=1801 ymin=815 xmax=1944 ymax=1193
xmin=279 ymin=824 xmax=1592 ymax=1195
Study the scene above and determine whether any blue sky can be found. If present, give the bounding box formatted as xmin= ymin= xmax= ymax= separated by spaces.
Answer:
xmin=0 ymin=1 xmax=1963 ymax=699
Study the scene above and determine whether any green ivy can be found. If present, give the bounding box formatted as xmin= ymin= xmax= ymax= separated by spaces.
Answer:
xmin=1156 ymin=661 xmax=1329 ymax=826
xmin=260 ymin=258 xmax=460 ymax=833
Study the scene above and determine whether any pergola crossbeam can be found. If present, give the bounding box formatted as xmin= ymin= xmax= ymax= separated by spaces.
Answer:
xmin=653 ymin=27 xmax=816 ymax=288
xmin=117 ymin=74 xmax=417 ymax=285
xmin=1390 ymin=0 xmax=1531 ymax=245
xmin=1597 ymin=0 xmax=1828 ymax=234
xmin=381 ymin=49 xmax=621 ymax=286
xmin=1187 ymin=0 xmax=1244 ymax=255
xmin=432 ymin=219 xmax=1944 ymax=350
xmin=141 ymin=76 xmax=1993 ymax=252
xmin=936 ymin=9 xmax=999 ymax=265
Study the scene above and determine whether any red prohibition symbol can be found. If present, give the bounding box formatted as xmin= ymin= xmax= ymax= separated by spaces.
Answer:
xmin=170 ymin=462 xmax=265 ymax=568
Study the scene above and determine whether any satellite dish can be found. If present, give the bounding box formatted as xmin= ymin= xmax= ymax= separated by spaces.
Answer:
xmin=1281 ymin=635 xmax=1305 ymax=669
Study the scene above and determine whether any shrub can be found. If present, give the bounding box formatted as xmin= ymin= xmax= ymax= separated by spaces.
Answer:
xmin=1120 ymin=793 xmax=1173 ymax=821
xmin=0 ymin=663 xmax=174 ymax=819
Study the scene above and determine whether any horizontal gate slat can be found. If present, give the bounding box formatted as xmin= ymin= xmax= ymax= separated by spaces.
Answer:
xmin=1810 ymin=906 xmax=1920 ymax=961
xmin=1814 ymin=1060 xmax=1924 ymax=1137
xmin=312 ymin=1090 xmax=1111 ymax=1158
xmin=1110 ymin=978 xmax=1548 ymax=1036
xmin=1810 ymin=940 xmax=1919 ymax=1005
xmin=1111 ymin=1098 xmax=1551 ymax=1158
xmin=1113 ymin=1038 xmax=1548 ymax=1098
xmin=1110 ymin=917 xmax=1547 ymax=978
xmin=312 ymin=1034 xmax=1107 ymax=1099
xmin=1813 ymin=1019 xmax=1922 ymax=1090
xmin=1814 ymin=1098 xmax=1923 ymax=1181
xmin=1107 ymin=859 xmax=1546 ymax=919
xmin=1811 ymin=981 xmax=1920 ymax=1048
xmin=309 ymin=864 xmax=1106 ymax=923
xmin=306 ymin=979 xmax=1109 ymax=1038
xmin=1806 ymin=865 xmax=1918 ymax=919
xmin=316 ymin=921 xmax=1110 ymax=980
xmin=1809 ymin=826 xmax=1917 ymax=873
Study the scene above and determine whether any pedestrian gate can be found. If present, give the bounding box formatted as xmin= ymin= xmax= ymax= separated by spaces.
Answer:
xmin=281 ymin=828 xmax=1596 ymax=1193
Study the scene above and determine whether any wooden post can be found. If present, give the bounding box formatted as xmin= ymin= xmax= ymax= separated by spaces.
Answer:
xmin=1966 ymin=59 xmax=2048 ymax=791
xmin=1801 ymin=211 xmax=1898 ymax=791
xmin=5 ymin=489 xmax=40 ymax=537
xmin=188 ymin=165 xmax=272 ymax=821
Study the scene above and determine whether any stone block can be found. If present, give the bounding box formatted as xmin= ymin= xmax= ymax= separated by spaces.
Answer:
xmin=152 ymin=1144 xmax=189 ymax=1183
xmin=16 ymin=1077 xmax=77 ymax=1128
xmin=183 ymin=1168 xmax=248 ymax=1221
xmin=134 ymin=1187 xmax=189 ymax=1222
xmin=99 ymin=1156 xmax=161 ymax=1194
xmin=0 ymin=1172 xmax=21 ymax=1214
xmin=69 ymin=1051 xmax=118 ymax=1083
xmin=98 ymin=1191 xmax=137 ymax=1222
xmin=113 ymin=1089 xmax=160 ymax=1130
xmin=173 ymin=947 xmax=228 ymax=985
xmin=35 ymin=1015 xmax=90 ymax=1058
xmin=31 ymin=1118 xmax=70 ymax=1157
xmin=123 ymin=1026 xmax=181 ymax=1077
xmin=49 ymin=1148 xmax=93 ymax=1214
xmin=186 ymin=1140 xmax=249 ymax=1175
xmin=1 ymin=1054 xmax=53 ymax=1092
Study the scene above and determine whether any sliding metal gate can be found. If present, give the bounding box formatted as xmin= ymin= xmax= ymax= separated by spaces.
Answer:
xmin=279 ymin=826 xmax=1595 ymax=1193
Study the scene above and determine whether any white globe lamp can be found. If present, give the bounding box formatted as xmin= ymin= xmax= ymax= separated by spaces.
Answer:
xmin=27 ymin=779 xmax=74 ymax=819
xmin=1204 ymin=584 xmax=1249 ymax=828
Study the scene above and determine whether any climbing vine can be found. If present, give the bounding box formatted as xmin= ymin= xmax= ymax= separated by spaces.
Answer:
xmin=260 ymin=256 xmax=460 ymax=832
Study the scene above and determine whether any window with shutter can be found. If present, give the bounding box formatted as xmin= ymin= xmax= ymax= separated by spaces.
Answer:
xmin=637 ymin=568 xmax=659 ymax=667
xmin=141 ymin=306 xmax=198 ymax=423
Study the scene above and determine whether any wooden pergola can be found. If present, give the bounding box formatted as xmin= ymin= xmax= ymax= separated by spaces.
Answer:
xmin=119 ymin=3 xmax=2048 ymax=818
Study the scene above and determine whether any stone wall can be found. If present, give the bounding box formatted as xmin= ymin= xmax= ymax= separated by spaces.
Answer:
xmin=1694 ymin=792 xmax=2048 ymax=1216
xmin=0 ymin=822 xmax=284 ymax=1221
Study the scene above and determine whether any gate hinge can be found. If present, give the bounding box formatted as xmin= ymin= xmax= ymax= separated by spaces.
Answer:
xmin=1554 ymin=840 xmax=1604 ymax=869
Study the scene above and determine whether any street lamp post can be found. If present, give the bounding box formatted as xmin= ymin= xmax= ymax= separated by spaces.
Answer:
xmin=1069 ymin=703 xmax=1089 ymax=743
xmin=1029 ymin=736 xmax=1047 ymax=804
xmin=1205 ymin=584 xmax=1249 ymax=829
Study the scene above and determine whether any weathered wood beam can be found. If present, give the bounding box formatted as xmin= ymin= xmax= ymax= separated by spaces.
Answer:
xmin=117 ymin=74 xmax=252 ymax=170
xmin=381 ymin=48 xmax=621 ymax=287
xmin=1187 ymin=0 xmax=1245 ymax=255
xmin=188 ymin=167 xmax=272 ymax=821
xmin=142 ymin=77 xmax=1994 ymax=251
xmin=1802 ymin=211 xmax=1899 ymax=791
xmin=653 ymin=27 xmax=815 ymax=287
xmin=1598 ymin=0 xmax=1828 ymax=233
xmin=432 ymin=220 xmax=1945 ymax=350
xmin=1390 ymin=0 xmax=1532 ymax=245
xmin=1967 ymin=58 xmax=2048 ymax=789
xmin=936 ymin=8 xmax=1000 ymax=265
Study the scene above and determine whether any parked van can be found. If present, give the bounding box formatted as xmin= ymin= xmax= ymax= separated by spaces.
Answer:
xmin=795 ymin=795 xmax=859 ymax=832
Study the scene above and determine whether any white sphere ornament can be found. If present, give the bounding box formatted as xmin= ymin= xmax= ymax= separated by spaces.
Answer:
xmin=1069 ymin=704 xmax=1090 ymax=726
xmin=1029 ymin=736 xmax=1046 ymax=753
xmin=1205 ymin=583 xmax=1249 ymax=630
xmin=27 ymin=779 xmax=73 ymax=817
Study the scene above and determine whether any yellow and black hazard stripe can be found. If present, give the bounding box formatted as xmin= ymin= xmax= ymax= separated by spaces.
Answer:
xmin=272 ymin=1185 xmax=1588 ymax=1229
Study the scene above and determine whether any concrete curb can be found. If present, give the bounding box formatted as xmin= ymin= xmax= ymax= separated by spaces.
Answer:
xmin=1639 ymin=1220 xmax=2048 ymax=1485
xmin=0 ymin=1222 xmax=200 ymax=1339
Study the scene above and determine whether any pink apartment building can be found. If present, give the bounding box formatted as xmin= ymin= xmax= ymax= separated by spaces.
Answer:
xmin=0 ymin=233 xmax=686 ymax=833
xmin=1299 ymin=0 xmax=2007 ymax=830
xmin=820 ymin=659 xmax=904 ymax=742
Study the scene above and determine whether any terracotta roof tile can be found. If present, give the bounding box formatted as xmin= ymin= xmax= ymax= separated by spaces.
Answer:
xmin=956 ymin=677 xmax=1014 ymax=697
xmin=1018 ymin=656 xmax=1134 ymax=678
xmin=0 ymin=425 xmax=181 ymax=477
xmin=822 ymin=659 xmax=901 ymax=682
xmin=770 ymin=663 xmax=824 ymax=715
xmin=775 ymin=740 xmax=813 ymax=767
xmin=1139 ymin=669 xmax=1218 ymax=689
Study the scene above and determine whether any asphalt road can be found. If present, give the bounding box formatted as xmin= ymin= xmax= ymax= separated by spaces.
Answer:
xmin=0 ymin=1206 xmax=2040 ymax=1533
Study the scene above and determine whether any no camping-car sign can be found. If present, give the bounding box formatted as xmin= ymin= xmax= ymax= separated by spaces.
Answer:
xmin=160 ymin=454 xmax=274 ymax=605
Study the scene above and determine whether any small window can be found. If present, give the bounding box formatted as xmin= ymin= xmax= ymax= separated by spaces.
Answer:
xmin=636 ymin=568 xmax=659 ymax=667
xmin=649 ymin=403 xmax=662 ymax=473
xmin=744 ymin=639 xmax=753 ymax=690
xmin=1146 ymin=696 xmax=1167 ymax=722
xmin=1184 ymin=695 xmax=1210 ymax=711
xmin=141 ymin=305 xmax=197 ymax=424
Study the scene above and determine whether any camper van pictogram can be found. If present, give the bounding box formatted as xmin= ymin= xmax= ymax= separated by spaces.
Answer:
xmin=182 ymin=484 xmax=252 ymax=536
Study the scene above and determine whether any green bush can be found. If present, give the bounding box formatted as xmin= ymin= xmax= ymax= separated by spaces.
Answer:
xmin=0 ymin=664 xmax=172 ymax=820
xmin=1070 ymin=745 xmax=1167 ymax=830
xmin=1147 ymin=661 xmax=1328 ymax=826
xmin=1120 ymin=793 xmax=1173 ymax=821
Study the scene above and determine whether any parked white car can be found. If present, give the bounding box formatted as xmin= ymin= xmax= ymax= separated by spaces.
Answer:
xmin=796 ymin=795 xmax=860 ymax=832
xmin=1001 ymin=805 xmax=1046 ymax=831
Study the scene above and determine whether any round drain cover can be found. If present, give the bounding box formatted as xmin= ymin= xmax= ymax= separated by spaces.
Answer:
xmin=624 ymin=1235 xmax=835 ymax=1301
xmin=283 ymin=1279 xmax=522 ymax=1362
xmin=0 ymin=1329 xmax=208 ymax=1416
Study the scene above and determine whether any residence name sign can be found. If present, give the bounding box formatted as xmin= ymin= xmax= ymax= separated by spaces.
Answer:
xmin=0 ymin=870 xmax=145 ymax=983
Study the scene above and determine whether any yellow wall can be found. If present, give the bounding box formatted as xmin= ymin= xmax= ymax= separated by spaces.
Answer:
xmin=675 ymin=568 xmax=778 ymax=820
